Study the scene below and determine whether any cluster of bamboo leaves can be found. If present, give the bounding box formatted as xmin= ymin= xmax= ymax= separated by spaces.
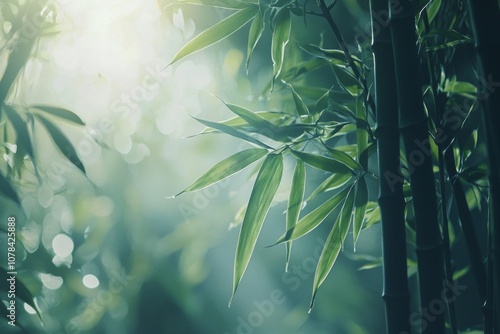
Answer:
xmin=0 ymin=0 xmax=89 ymax=325
xmin=167 ymin=0 xmax=492 ymax=325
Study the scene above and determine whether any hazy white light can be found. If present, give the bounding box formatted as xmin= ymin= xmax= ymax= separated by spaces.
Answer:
xmin=39 ymin=273 xmax=64 ymax=290
xmin=52 ymin=234 xmax=74 ymax=257
xmin=24 ymin=303 xmax=37 ymax=315
xmin=83 ymin=274 xmax=100 ymax=289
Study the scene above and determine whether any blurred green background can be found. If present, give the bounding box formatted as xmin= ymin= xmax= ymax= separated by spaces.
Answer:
xmin=0 ymin=0 xmax=390 ymax=333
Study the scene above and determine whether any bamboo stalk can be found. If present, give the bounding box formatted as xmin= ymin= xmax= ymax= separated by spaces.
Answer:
xmin=465 ymin=0 xmax=500 ymax=330
xmin=370 ymin=0 xmax=410 ymax=332
xmin=390 ymin=1 xmax=445 ymax=332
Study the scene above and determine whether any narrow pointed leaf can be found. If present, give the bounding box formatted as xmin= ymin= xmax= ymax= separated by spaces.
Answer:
xmin=289 ymin=84 xmax=310 ymax=117
xmin=246 ymin=10 xmax=264 ymax=70
xmin=306 ymin=172 xmax=352 ymax=202
xmin=271 ymin=9 xmax=291 ymax=84
xmin=353 ymin=176 xmax=368 ymax=248
xmin=325 ymin=146 xmax=363 ymax=171
xmin=291 ymin=150 xmax=352 ymax=175
xmin=285 ymin=160 xmax=305 ymax=271
xmin=274 ymin=186 xmax=350 ymax=244
xmin=175 ymin=148 xmax=268 ymax=196
xmin=35 ymin=114 xmax=86 ymax=174
xmin=31 ymin=105 xmax=85 ymax=125
xmin=169 ymin=6 xmax=258 ymax=65
xmin=231 ymin=153 xmax=283 ymax=302
xmin=0 ymin=170 xmax=19 ymax=203
xmin=4 ymin=105 xmax=34 ymax=160
xmin=223 ymin=103 xmax=290 ymax=142
xmin=310 ymin=184 xmax=355 ymax=309
xmin=193 ymin=116 xmax=273 ymax=149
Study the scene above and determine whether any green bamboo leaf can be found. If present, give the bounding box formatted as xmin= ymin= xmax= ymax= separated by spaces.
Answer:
xmin=291 ymin=150 xmax=353 ymax=175
xmin=169 ymin=6 xmax=258 ymax=65
xmin=313 ymin=89 xmax=330 ymax=116
xmin=35 ymin=114 xmax=86 ymax=174
xmin=31 ymin=105 xmax=85 ymax=125
xmin=0 ymin=267 xmax=41 ymax=320
xmin=425 ymin=0 xmax=442 ymax=23
xmin=223 ymin=103 xmax=290 ymax=142
xmin=325 ymin=146 xmax=363 ymax=171
xmin=364 ymin=205 xmax=381 ymax=229
xmin=192 ymin=116 xmax=273 ymax=149
xmin=285 ymin=160 xmax=305 ymax=271
xmin=3 ymin=105 xmax=34 ymax=160
xmin=356 ymin=100 xmax=369 ymax=170
xmin=331 ymin=65 xmax=361 ymax=97
xmin=231 ymin=153 xmax=283 ymax=303
xmin=0 ymin=170 xmax=19 ymax=204
xmin=273 ymin=186 xmax=351 ymax=244
xmin=310 ymin=184 xmax=355 ymax=310
xmin=271 ymin=8 xmax=291 ymax=86
xmin=353 ymin=176 xmax=368 ymax=248
xmin=173 ymin=148 xmax=268 ymax=197
xmin=246 ymin=10 xmax=264 ymax=70
xmin=289 ymin=84 xmax=310 ymax=117
xmin=306 ymin=172 xmax=352 ymax=202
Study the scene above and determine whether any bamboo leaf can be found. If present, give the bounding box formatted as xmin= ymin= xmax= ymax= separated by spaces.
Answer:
xmin=331 ymin=65 xmax=361 ymax=96
xmin=192 ymin=116 xmax=273 ymax=149
xmin=35 ymin=114 xmax=86 ymax=174
xmin=291 ymin=150 xmax=353 ymax=175
xmin=306 ymin=172 xmax=352 ymax=202
xmin=273 ymin=186 xmax=351 ymax=244
xmin=169 ymin=6 xmax=258 ymax=65
xmin=353 ymin=176 xmax=368 ymax=248
xmin=289 ymin=84 xmax=310 ymax=117
xmin=173 ymin=148 xmax=268 ymax=196
xmin=231 ymin=153 xmax=283 ymax=303
xmin=31 ymin=105 xmax=85 ymax=125
xmin=310 ymin=184 xmax=355 ymax=310
xmin=246 ymin=10 xmax=264 ymax=70
xmin=285 ymin=160 xmax=306 ymax=271
xmin=3 ymin=105 xmax=34 ymax=160
xmin=325 ymin=146 xmax=363 ymax=171
xmin=0 ymin=170 xmax=19 ymax=204
xmin=271 ymin=8 xmax=291 ymax=85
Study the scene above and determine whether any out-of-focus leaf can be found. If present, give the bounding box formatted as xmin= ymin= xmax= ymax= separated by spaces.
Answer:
xmin=310 ymin=184 xmax=355 ymax=310
xmin=246 ymin=10 xmax=264 ymax=70
xmin=353 ymin=176 xmax=368 ymax=248
xmin=173 ymin=148 xmax=268 ymax=196
xmin=231 ymin=153 xmax=283 ymax=303
xmin=171 ymin=0 xmax=256 ymax=9
xmin=273 ymin=186 xmax=350 ymax=244
xmin=289 ymin=84 xmax=309 ymax=117
xmin=271 ymin=8 xmax=291 ymax=85
xmin=35 ymin=114 xmax=86 ymax=174
xmin=31 ymin=105 xmax=85 ymax=125
xmin=285 ymin=160 xmax=305 ymax=271
xmin=3 ymin=105 xmax=34 ymax=160
xmin=193 ymin=116 xmax=273 ymax=149
xmin=461 ymin=129 xmax=477 ymax=167
xmin=228 ymin=204 xmax=247 ymax=230
xmin=291 ymin=150 xmax=353 ymax=175
xmin=169 ymin=6 xmax=258 ymax=65
xmin=0 ymin=170 xmax=19 ymax=204
xmin=356 ymin=99 xmax=369 ymax=170
xmin=0 ymin=267 xmax=41 ymax=320
xmin=281 ymin=58 xmax=330 ymax=83
xmin=306 ymin=172 xmax=352 ymax=202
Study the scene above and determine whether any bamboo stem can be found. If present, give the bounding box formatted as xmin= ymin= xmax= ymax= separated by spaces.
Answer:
xmin=465 ymin=0 xmax=500 ymax=330
xmin=370 ymin=0 xmax=410 ymax=332
xmin=390 ymin=1 xmax=445 ymax=332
